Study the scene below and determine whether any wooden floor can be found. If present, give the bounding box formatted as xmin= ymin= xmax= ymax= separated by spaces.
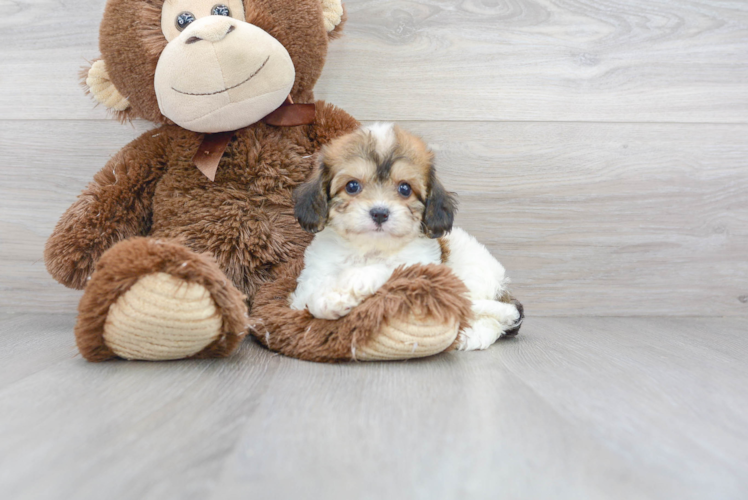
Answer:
xmin=1 ymin=314 xmax=746 ymax=499
xmin=2 ymin=1 xmax=748 ymax=498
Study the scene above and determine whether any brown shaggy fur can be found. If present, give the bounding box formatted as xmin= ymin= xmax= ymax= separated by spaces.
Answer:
xmin=46 ymin=102 xmax=358 ymax=295
xmin=76 ymin=238 xmax=249 ymax=361
xmin=249 ymin=260 xmax=473 ymax=362
xmin=47 ymin=0 xmax=511 ymax=362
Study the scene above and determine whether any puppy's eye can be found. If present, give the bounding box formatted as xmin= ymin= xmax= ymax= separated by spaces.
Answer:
xmin=176 ymin=12 xmax=196 ymax=31
xmin=398 ymin=182 xmax=412 ymax=197
xmin=345 ymin=180 xmax=362 ymax=195
xmin=211 ymin=4 xmax=231 ymax=16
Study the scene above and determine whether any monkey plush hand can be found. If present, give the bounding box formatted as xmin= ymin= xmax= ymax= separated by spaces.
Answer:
xmin=45 ymin=0 xmax=510 ymax=362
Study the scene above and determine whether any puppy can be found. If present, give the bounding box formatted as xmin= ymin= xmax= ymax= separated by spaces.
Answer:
xmin=290 ymin=123 xmax=522 ymax=350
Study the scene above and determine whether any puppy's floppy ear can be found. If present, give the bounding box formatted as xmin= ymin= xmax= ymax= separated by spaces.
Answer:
xmin=422 ymin=166 xmax=457 ymax=239
xmin=294 ymin=161 xmax=330 ymax=233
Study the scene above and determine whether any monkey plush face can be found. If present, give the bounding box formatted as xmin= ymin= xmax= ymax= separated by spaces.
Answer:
xmin=154 ymin=0 xmax=295 ymax=132
xmin=89 ymin=0 xmax=345 ymax=132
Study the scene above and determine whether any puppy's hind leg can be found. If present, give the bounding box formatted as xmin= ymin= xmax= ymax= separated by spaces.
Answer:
xmin=500 ymin=295 xmax=524 ymax=338
xmin=473 ymin=299 xmax=521 ymax=328
xmin=442 ymin=227 xmax=523 ymax=350
xmin=456 ymin=299 xmax=522 ymax=351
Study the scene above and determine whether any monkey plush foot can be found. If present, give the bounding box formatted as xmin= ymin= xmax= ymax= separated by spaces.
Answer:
xmin=353 ymin=316 xmax=460 ymax=361
xmin=103 ymin=273 xmax=223 ymax=360
xmin=75 ymin=238 xmax=249 ymax=362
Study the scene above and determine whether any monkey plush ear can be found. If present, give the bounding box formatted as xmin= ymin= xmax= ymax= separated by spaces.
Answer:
xmin=422 ymin=168 xmax=458 ymax=239
xmin=83 ymin=60 xmax=130 ymax=112
xmin=293 ymin=165 xmax=330 ymax=233
xmin=321 ymin=0 xmax=346 ymax=38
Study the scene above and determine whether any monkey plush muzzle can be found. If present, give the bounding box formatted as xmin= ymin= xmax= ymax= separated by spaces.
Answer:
xmin=154 ymin=14 xmax=295 ymax=133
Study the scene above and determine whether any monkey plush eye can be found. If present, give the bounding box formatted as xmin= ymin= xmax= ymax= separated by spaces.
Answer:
xmin=398 ymin=182 xmax=412 ymax=197
xmin=345 ymin=180 xmax=362 ymax=195
xmin=211 ymin=4 xmax=231 ymax=16
xmin=175 ymin=12 xmax=196 ymax=31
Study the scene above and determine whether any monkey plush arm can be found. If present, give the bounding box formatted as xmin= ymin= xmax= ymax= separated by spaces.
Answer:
xmin=45 ymin=128 xmax=171 ymax=289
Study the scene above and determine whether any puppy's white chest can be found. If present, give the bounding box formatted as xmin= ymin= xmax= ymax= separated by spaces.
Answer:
xmin=343 ymin=242 xmax=439 ymax=269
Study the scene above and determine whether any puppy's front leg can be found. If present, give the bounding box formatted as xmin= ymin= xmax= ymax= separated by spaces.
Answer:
xmin=308 ymin=288 xmax=360 ymax=320
xmin=339 ymin=264 xmax=393 ymax=301
xmin=307 ymin=265 xmax=392 ymax=320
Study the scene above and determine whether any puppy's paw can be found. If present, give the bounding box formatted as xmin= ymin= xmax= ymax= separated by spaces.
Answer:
xmin=456 ymin=317 xmax=503 ymax=351
xmin=502 ymin=299 xmax=524 ymax=338
xmin=472 ymin=299 xmax=521 ymax=328
xmin=309 ymin=291 xmax=360 ymax=320
xmin=340 ymin=266 xmax=390 ymax=301
xmin=350 ymin=276 xmax=382 ymax=298
xmin=456 ymin=300 xmax=522 ymax=351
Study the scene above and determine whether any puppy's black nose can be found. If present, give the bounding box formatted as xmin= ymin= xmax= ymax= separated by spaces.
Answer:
xmin=370 ymin=207 xmax=390 ymax=225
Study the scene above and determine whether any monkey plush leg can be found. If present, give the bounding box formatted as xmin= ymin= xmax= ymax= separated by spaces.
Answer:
xmin=75 ymin=238 xmax=249 ymax=361
xmin=250 ymin=261 xmax=473 ymax=363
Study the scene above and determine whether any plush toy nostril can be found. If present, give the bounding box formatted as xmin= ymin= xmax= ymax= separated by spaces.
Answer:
xmin=370 ymin=207 xmax=390 ymax=225
xmin=184 ymin=19 xmax=235 ymax=44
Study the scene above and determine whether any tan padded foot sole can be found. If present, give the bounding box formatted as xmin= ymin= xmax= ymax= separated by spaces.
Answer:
xmin=355 ymin=317 xmax=459 ymax=361
xmin=103 ymin=273 xmax=222 ymax=361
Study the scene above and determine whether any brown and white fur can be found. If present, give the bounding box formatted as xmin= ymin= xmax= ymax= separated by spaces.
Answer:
xmin=290 ymin=123 xmax=521 ymax=350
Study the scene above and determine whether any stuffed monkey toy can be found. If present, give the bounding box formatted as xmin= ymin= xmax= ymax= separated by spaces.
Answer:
xmin=45 ymin=0 xmax=521 ymax=362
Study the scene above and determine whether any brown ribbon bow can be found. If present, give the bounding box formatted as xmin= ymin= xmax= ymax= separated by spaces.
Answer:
xmin=193 ymin=96 xmax=316 ymax=181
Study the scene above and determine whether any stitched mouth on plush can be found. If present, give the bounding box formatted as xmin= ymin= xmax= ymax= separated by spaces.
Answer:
xmin=171 ymin=56 xmax=270 ymax=96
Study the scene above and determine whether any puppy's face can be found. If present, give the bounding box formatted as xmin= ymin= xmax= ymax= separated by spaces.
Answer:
xmin=294 ymin=124 xmax=456 ymax=244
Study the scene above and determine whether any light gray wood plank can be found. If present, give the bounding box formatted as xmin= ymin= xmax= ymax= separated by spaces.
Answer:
xmin=498 ymin=317 xmax=748 ymax=489
xmin=2 ymin=119 xmax=746 ymax=316
xmin=419 ymin=120 xmax=748 ymax=317
xmin=1 ymin=314 xmax=746 ymax=499
xmin=0 ymin=313 xmax=78 ymax=389
xmin=0 ymin=120 xmax=152 ymax=314
xmin=0 ymin=0 xmax=107 ymax=120
xmin=213 ymin=317 xmax=748 ymax=500
xmin=0 ymin=313 xmax=280 ymax=500
xmin=2 ymin=0 xmax=748 ymax=122
xmin=319 ymin=0 xmax=748 ymax=122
